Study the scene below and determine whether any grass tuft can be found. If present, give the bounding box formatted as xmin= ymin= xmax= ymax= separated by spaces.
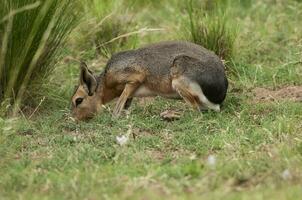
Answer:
xmin=183 ymin=0 xmax=237 ymax=60
xmin=0 ymin=0 xmax=80 ymax=114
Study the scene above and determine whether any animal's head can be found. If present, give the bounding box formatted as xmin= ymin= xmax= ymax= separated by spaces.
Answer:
xmin=71 ymin=62 xmax=102 ymax=121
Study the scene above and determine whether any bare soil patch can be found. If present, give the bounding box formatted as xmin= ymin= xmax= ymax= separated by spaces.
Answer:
xmin=252 ymin=86 xmax=302 ymax=102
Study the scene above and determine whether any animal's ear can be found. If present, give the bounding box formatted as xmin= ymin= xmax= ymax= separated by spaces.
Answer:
xmin=80 ymin=61 xmax=97 ymax=96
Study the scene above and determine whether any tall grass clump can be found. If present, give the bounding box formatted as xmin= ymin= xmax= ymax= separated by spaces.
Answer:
xmin=183 ymin=0 xmax=237 ymax=60
xmin=0 ymin=0 xmax=80 ymax=114
xmin=75 ymin=0 xmax=139 ymax=59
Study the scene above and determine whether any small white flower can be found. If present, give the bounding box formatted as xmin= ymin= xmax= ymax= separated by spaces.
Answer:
xmin=116 ymin=135 xmax=129 ymax=146
xmin=207 ymin=155 xmax=216 ymax=167
xmin=281 ymin=169 xmax=292 ymax=180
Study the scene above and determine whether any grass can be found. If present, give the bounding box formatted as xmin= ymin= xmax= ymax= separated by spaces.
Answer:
xmin=0 ymin=0 xmax=79 ymax=113
xmin=183 ymin=0 xmax=236 ymax=60
xmin=72 ymin=0 xmax=140 ymax=59
xmin=1 ymin=0 xmax=302 ymax=199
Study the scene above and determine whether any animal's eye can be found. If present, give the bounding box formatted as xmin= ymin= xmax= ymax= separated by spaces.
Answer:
xmin=75 ymin=98 xmax=84 ymax=107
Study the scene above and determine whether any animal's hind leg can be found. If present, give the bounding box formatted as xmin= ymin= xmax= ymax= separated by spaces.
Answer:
xmin=196 ymin=87 xmax=221 ymax=112
xmin=172 ymin=77 xmax=202 ymax=111
xmin=172 ymin=76 xmax=220 ymax=112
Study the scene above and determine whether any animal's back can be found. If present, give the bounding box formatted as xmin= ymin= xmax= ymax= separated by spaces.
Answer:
xmin=105 ymin=41 xmax=223 ymax=76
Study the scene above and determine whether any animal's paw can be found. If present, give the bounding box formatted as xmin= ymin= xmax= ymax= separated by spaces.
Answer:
xmin=160 ymin=110 xmax=181 ymax=121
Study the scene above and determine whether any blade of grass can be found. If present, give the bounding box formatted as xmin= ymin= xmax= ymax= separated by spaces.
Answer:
xmin=0 ymin=16 xmax=13 ymax=94
xmin=13 ymin=2 xmax=61 ymax=114
xmin=4 ymin=0 xmax=54 ymax=100
xmin=0 ymin=1 xmax=41 ymax=24
xmin=96 ymin=27 xmax=165 ymax=47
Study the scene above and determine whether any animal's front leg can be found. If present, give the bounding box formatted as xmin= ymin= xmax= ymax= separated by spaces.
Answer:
xmin=113 ymin=83 xmax=139 ymax=117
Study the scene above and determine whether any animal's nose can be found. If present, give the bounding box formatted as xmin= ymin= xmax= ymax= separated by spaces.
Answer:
xmin=71 ymin=111 xmax=80 ymax=122
xmin=73 ymin=115 xmax=83 ymax=123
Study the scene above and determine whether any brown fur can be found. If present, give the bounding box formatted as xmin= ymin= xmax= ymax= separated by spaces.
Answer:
xmin=71 ymin=41 xmax=228 ymax=121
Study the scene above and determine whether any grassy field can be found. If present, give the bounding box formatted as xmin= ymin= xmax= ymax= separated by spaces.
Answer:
xmin=1 ymin=0 xmax=302 ymax=199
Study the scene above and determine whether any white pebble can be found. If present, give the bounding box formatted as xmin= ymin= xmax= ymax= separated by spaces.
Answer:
xmin=207 ymin=155 xmax=216 ymax=167
xmin=281 ymin=169 xmax=292 ymax=180
xmin=116 ymin=135 xmax=129 ymax=146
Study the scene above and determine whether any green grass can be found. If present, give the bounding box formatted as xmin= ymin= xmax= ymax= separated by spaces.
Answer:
xmin=183 ymin=0 xmax=237 ymax=60
xmin=1 ymin=0 xmax=302 ymax=199
xmin=0 ymin=0 xmax=79 ymax=113
xmin=72 ymin=0 xmax=140 ymax=59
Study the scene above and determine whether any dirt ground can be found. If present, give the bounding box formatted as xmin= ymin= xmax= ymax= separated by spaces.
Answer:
xmin=252 ymin=86 xmax=302 ymax=102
